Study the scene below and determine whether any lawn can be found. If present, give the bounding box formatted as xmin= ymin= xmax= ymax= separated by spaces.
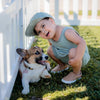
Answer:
xmin=59 ymin=10 xmax=100 ymax=16
xmin=10 ymin=26 xmax=100 ymax=100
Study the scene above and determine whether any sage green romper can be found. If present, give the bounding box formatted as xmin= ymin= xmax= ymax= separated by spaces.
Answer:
xmin=49 ymin=27 xmax=90 ymax=66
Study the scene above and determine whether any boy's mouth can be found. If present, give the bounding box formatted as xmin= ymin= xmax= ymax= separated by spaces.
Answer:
xmin=46 ymin=32 xmax=49 ymax=37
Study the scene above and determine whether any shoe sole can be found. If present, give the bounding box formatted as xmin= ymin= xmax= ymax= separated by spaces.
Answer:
xmin=51 ymin=66 xmax=69 ymax=74
xmin=61 ymin=77 xmax=81 ymax=84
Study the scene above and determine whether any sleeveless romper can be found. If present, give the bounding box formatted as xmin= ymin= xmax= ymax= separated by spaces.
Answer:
xmin=49 ymin=27 xmax=90 ymax=66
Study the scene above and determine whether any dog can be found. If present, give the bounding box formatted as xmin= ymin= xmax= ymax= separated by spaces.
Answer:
xmin=16 ymin=46 xmax=51 ymax=94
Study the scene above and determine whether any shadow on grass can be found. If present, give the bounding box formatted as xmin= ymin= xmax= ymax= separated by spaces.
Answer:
xmin=50 ymin=45 xmax=100 ymax=100
xmin=10 ymin=26 xmax=100 ymax=100
xmin=10 ymin=46 xmax=100 ymax=100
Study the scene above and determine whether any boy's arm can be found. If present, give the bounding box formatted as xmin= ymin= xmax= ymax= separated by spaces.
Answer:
xmin=65 ymin=29 xmax=86 ymax=63
xmin=48 ymin=40 xmax=52 ymax=45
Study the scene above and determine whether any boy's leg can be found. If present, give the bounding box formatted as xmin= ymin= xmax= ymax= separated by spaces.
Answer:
xmin=47 ymin=46 xmax=69 ymax=72
xmin=62 ymin=48 xmax=82 ymax=84
xmin=68 ymin=48 xmax=82 ymax=74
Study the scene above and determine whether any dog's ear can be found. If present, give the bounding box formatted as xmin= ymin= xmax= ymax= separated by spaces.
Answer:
xmin=16 ymin=48 xmax=28 ymax=58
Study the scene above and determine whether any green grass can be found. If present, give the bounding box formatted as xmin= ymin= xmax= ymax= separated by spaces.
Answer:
xmin=59 ymin=10 xmax=100 ymax=16
xmin=10 ymin=26 xmax=100 ymax=100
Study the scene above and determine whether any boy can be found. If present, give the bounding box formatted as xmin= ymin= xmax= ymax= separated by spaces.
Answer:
xmin=25 ymin=12 xmax=90 ymax=84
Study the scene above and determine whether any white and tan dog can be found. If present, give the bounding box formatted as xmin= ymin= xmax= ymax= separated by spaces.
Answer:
xmin=16 ymin=46 xmax=51 ymax=94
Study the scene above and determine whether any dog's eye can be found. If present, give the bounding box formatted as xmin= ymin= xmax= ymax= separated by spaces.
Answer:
xmin=35 ymin=51 xmax=40 ymax=55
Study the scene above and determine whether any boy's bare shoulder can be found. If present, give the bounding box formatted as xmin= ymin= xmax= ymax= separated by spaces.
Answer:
xmin=65 ymin=28 xmax=74 ymax=33
xmin=65 ymin=29 xmax=75 ymax=37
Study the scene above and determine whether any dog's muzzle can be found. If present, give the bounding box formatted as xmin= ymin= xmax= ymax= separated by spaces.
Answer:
xmin=36 ymin=53 xmax=48 ymax=65
xmin=42 ymin=53 xmax=48 ymax=61
xmin=44 ymin=55 xmax=48 ymax=60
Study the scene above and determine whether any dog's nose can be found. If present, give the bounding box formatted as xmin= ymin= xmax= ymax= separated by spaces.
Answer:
xmin=45 ymin=56 xmax=48 ymax=60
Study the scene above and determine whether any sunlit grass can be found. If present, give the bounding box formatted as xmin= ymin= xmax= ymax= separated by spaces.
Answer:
xmin=43 ymin=86 xmax=87 ymax=100
xmin=17 ymin=98 xmax=23 ymax=100
xmin=59 ymin=10 xmax=100 ymax=16
xmin=76 ymin=97 xmax=89 ymax=100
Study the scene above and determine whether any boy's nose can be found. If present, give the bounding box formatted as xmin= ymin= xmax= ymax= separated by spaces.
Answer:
xmin=42 ymin=29 xmax=47 ymax=34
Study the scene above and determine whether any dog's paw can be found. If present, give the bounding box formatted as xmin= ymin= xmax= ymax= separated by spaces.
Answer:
xmin=45 ymin=75 xmax=51 ymax=78
xmin=22 ymin=89 xmax=29 ymax=95
xmin=47 ymin=66 xmax=51 ymax=71
xmin=45 ymin=62 xmax=51 ymax=71
xmin=41 ymin=69 xmax=51 ymax=78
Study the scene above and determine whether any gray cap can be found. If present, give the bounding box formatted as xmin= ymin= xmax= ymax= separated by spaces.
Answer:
xmin=25 ymin=12 xmax=54 ymax=36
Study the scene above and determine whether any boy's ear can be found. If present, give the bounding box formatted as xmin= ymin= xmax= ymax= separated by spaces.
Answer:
xmin=16 ymin=48 xmax=28 ymax=57
xmin=49 ymin=18 xmax=55 ymax=24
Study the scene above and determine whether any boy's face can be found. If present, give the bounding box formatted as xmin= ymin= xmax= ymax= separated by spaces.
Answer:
xmin=35 ymin=18 xmax=56 ymax=39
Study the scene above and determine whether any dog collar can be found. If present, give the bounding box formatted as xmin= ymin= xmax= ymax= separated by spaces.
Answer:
xmin=23 ymin=62 xmax=33 ymax=70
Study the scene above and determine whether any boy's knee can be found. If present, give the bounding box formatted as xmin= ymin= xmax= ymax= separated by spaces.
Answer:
xmin=71 ymin=60 xmax=82 ymax=67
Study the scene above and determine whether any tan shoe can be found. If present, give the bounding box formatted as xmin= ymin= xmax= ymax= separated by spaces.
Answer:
xmin=61 ymin=72 xmax=82 ymax=84
xmin=51 ymin=65 xmax=69 ymax=73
